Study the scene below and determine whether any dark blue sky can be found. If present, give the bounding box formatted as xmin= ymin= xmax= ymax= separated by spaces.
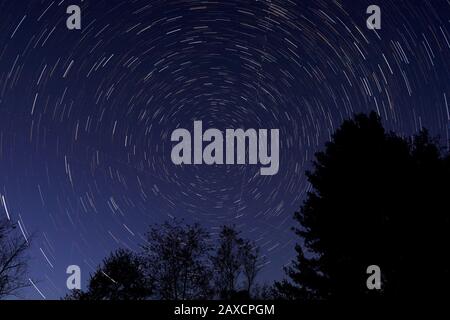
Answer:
xmin=0 ymin=0 xmax=449 ymax=299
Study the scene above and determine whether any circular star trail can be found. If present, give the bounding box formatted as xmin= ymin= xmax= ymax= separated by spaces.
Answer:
xmin=0 ymin=0 xmax=449 ymax=298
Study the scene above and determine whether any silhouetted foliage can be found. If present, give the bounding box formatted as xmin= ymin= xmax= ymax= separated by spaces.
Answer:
xmin=241 ymin=240 xmax=263 ymax=293
xmin=142 ymin=220 xmax=214 ymax=300
xmin=252 ymin=283 xmax=280 ymax=300
xmin=64 ymin=222 xmax=266 ymax=300
xmin=276 ymin=112 xmax=450 ymax=300
xmin=64 ymin=289 xmax=88 ymax=301
xmin=212 ymin=226 xmax=264 ymax=299
xmin=62 ymin=112 xmax=450 ymax=301
xmin=0 ymin=219 xmax=30 ymax=299
xmin=212 ymin=226 xmax=243 ymax=299
xmin=65 ymin=249 xmax=151 ymax=300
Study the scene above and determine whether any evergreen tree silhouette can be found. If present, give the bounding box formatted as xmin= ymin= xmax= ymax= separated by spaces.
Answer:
xmin=276 ymin=112 xmax=450 ymax=300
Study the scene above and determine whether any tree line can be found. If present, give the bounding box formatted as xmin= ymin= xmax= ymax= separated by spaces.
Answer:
xmin=64 ymin=223 xmax=268 ymax=300
xmin=1 ymin=111 xmax=449 ymax=300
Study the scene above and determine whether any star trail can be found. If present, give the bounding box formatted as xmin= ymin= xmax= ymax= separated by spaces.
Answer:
xmin=0 ymin=0 xmax=449 ymax=299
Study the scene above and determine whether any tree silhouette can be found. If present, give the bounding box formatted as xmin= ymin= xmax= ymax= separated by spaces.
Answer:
xmin=141 ymin=220 xmax=213 ymax=300
xmin=276 ymin=112 xmax=450 ymax=300
xmin=65 ymin=249 xmax=151 ymax=300
xmin=212 ymin=226 xmax=243 ymax=299
xmin=0 ymin=219 xmax=30 ymax=299
xmin=63 ymin=222 xmax=265 ymax=300
xmin=241 ymin=240 xmax=263 ymax=293
xmin=212 ymin=226 xmax=264 ymax=299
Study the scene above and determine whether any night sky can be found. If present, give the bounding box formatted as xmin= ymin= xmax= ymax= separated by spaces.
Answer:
xmin=0 ymin=0 xmax=449 ymax=299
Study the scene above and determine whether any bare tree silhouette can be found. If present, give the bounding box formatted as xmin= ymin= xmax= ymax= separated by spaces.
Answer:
xmin=0 ymin=219 xmax=30 ymax=299
xmin=212 ymin=226 xmax=264 ymax=299
xmin=141 ymin=220 xmax=214 ymax=300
